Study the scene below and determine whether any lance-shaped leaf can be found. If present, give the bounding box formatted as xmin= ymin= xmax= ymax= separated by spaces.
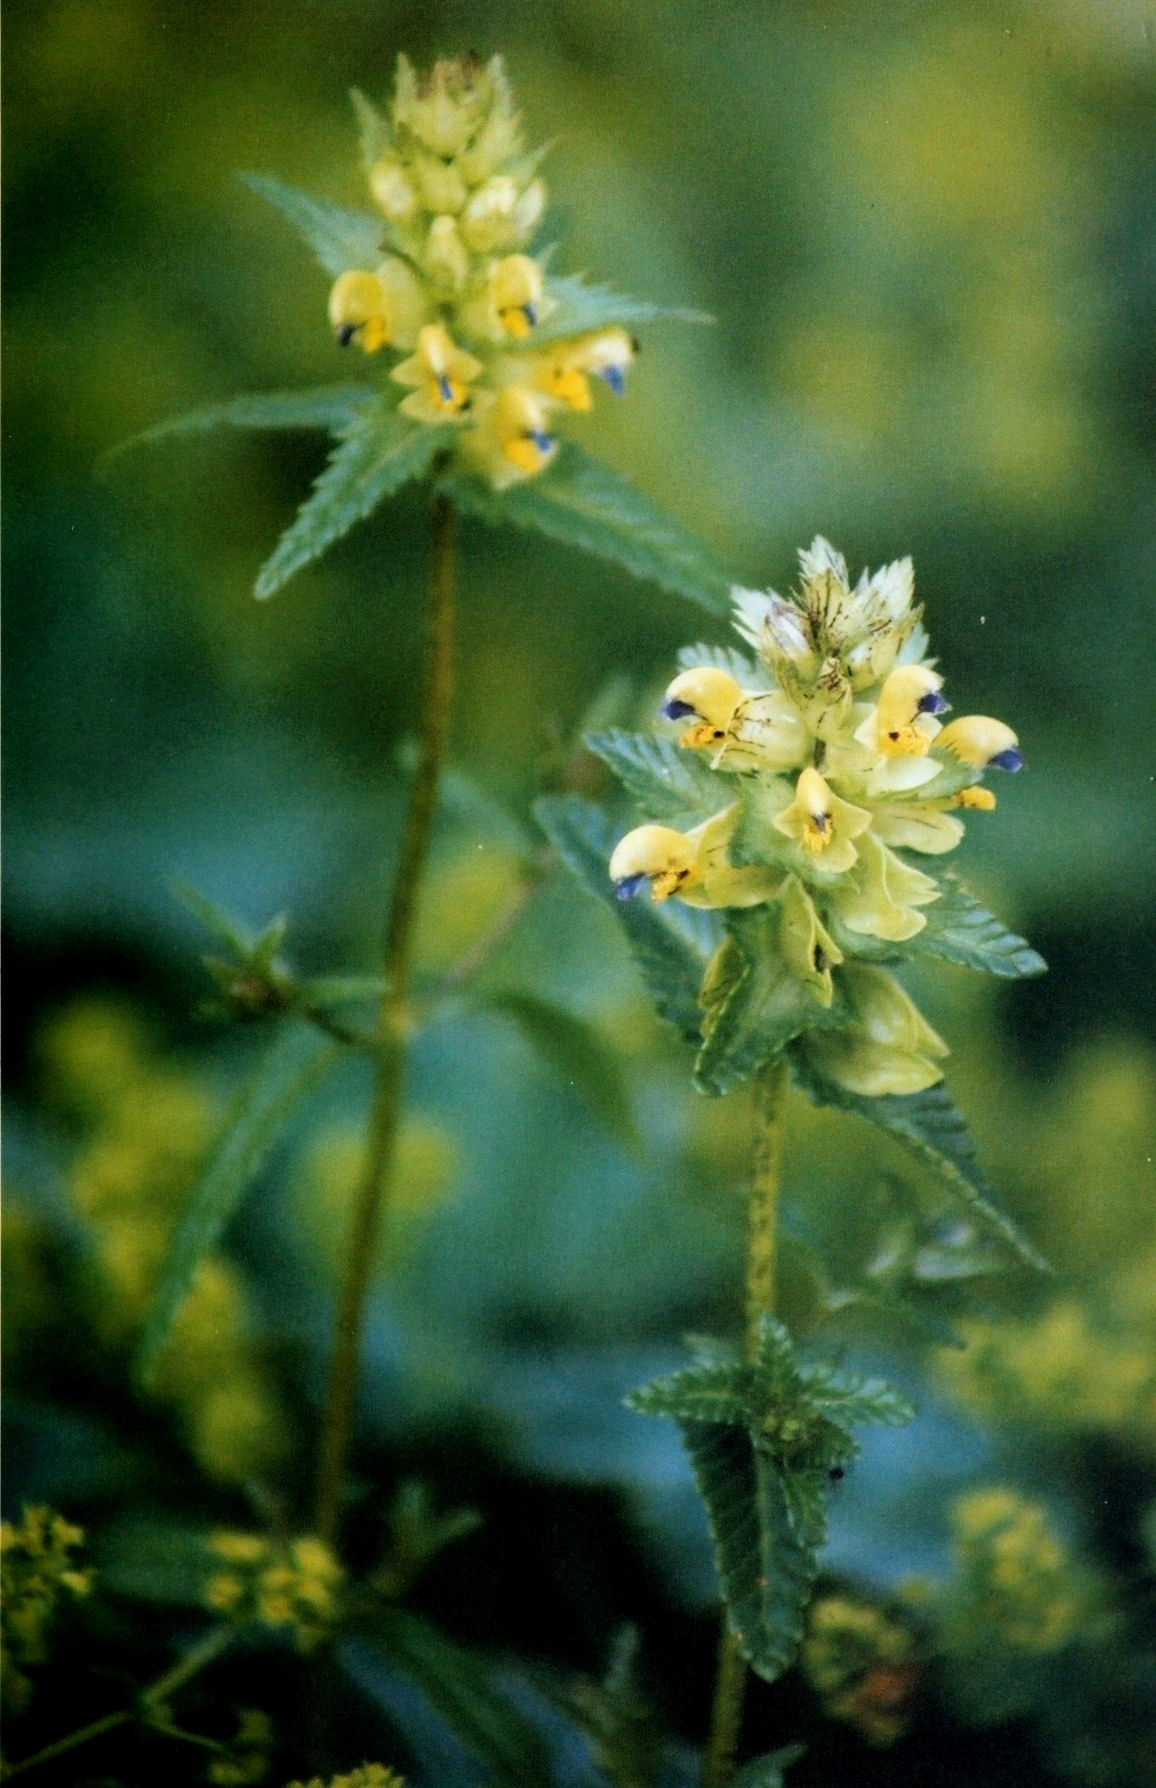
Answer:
xmin=531 ymin=272 xmax=712 ymax=346
xmin=485 ymin=990 xmax=638 ymax=1151
xmin=562 ymin=1626 xmax=665 ymax=1788
xmin=788 ymin=1043 xmax=1049 ymax=1273
xmin=104 ymin=386 xmax=378 ymax=466
xmin=362 ymin=1606 xmax=552 ymax=1788
xmin=255 ymin=409 xmax=456 ymax=598
xmin=696 ymin=907 xmax=837 ymax=1098
xmin=628 ymin=1320 xmax=914 ymax=1681
xmin=586 ymin=727 xmax=722 ymax=825
xmin=241 ymin=171 xmax=384 ymax=276
xmin=732 ymin=1747 xmax=807 ymax=1788
xmin=534 ymin=795 xmax=718 ymax=1041
xmin=136 ymin=1022 xmax=342 ymax=1388
xmin=905 ymin=872 xmax=1047 ymax=979
xmin=443 ymin=446 xmax=732 ymax=615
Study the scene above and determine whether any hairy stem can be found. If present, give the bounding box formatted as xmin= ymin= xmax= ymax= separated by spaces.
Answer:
xmin=314 ymin=491 xmax=456 ymax=1545
xmin=700 ymin=1055 xmax=789 ymax=1788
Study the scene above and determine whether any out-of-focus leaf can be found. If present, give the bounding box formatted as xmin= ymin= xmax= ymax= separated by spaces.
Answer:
xmin=486 ymin=991 xmax=638 ymax=1151
xmin=532 ymin=272 xmax=712 ymax=345
xmin=696 ymin=909 xmax=834 ymax=1098
xmin=103 ymin=387 xmax=377 ymax=465
xmin=534 ymin=796 xmax=716 ymax=1041
xmin=95 ymin=1520 xmax=212 ymax=1608
xmin=444 ymin=446 xmax=732 ymax=614
xmin=172 ymin=879 xmax=260 ymax=960
xmin=255 ymin=411 xmax=455 ymax=598
xmin=135 ymin=1023 xmax=342 ymax=1388
xmin=731 ymin=1745 xmax=806 ymax=1788
xmin=363 ymin=1606 xmax=552 ymax=1788
xmin=788 ymin=1044 xmax=1049 ymax=1273
xmin=586 ymin=728 xmax=721 ymax=824
xmin=241 ymin=171 xmax=384 ymax=275
xmin=296 ymin=974 xmax=387 ymax=1007
xmin=908 ymin=873 xmax=1047 ymax=978
xmin=563 ymin=1626 xmax=664 ymax=1788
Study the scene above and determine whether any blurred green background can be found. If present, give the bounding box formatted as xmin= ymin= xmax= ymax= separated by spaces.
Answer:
xmin=5 ymin=2 xmax=1156 ymax=1784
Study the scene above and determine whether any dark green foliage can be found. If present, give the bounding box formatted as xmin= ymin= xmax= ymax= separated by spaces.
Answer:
xmin=443 ymin=446 xmax=733 ymax=614
xmin=256 ymin=409 xmax=457 ymax=597
xmin=363 ymin=1606 xmax=553 ymax=1788
xmin=586 ymin=727 xmax=722 ymax=824
xmin=627 ymin=1321 xmax=914 ymax=1681
xmin=135 ymin=1022 xmax=342 ymax=1388
xmin=731 ymin=1746 xmax=807 ymax=1788
xmin=562 ymin=1626 xmax=665 ymax=1788
xmin=908 ymin=872 xmax=1048 ymax=978
xmin=788 ymin=1044 xmax=1049 ymax=1273
xmin=534 ymin=795 xmax=718 ymax=1040
xmin=241 ymin=171 xmax=384 ymax=275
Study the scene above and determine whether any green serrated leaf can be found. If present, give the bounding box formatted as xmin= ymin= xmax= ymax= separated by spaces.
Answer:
xmin=626 ymin=1359 xmax=750 ymax=1427
xmin=788 ymin=1044 xmax=1049 ymax=1273
xmin=255 ymin=410 xmax=455 ymax=598
xmin=585 ymin=727 xmax=723 ymax=824
xmin=486 ymin=991 xmax=638 ymax=1151
xmin=681 ymin=1419 xmax=820 ymax=1682
xmin=799 ymin=1364 xmax=917 ymax=1430
xmin=364 ymin=1606 xmax=552 ymax=1788
xmin=907 ymin=872 xmax=1047 ymax=978
xmin=696 ymin=908 xmax=833 ymax=1098
xmin=241 ymin=171 xmax=384 ymax=276
xmin=534 ymin=795 xmax=717 ymax=1041
xmin=443 ymin=445 xmax=732 ymax=614
xmin=135 ymin=1023 xmax=341 ymax=1388
xmin=531 ymin=272 xmax=713 ymax=346
xmin=250 ymin=914 xmax=290 ymax=974
xmin=677 ymin=641 xmax=760 ymax=682
xmin=103 ymin=387 xmax=378 ymax=469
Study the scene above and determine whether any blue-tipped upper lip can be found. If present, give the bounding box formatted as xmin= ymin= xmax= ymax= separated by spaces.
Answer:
xmin=614 ymin=872 xmax=650 ymax=901
xmin=988 ymin=748 xmax=1024 ymax=772
xmin=659 ymin=697 xmax=698 ymax=720
xmin=918 ymin=690 xmax=951 ymax=715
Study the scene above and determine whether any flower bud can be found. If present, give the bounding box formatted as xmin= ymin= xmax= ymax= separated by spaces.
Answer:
xmin=392 ymin=54 xmax=490 ymax=158
xmin=369 ymin=156 xmax=420 ymax=226
xmin=412 ymin=152 xmax=468 ymax=215
xmin=422 ymin=214 xmax=470 ymax=293
xmin=461 ymin=175 xmax=523 ymax=253
xmin=806 ymin=965 xmax=948 ymax=1096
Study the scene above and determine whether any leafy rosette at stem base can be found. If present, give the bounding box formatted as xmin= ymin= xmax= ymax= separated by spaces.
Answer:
xmin=627 ymin=1319 xmax=915 ymax=1681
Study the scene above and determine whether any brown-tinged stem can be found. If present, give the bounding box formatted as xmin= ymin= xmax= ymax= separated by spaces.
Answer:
xmin=700 ymin=1055 xmax=789 ymax=1788
xmin=314 ymin=491 xmax=457 ymax=1546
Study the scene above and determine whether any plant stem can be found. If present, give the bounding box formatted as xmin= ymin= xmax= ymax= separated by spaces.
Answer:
xmin=3 ymin=1625 xmax=232 ymax=1780
xmin=314 ymin=490 xmax=457 ymax=1546
xmin=700 ymin=1055 xmax=789 ymax=1788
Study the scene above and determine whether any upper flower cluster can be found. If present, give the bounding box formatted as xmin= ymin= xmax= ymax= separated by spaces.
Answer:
xmin=609 ymin=540 xmax=1025 ymax=1096
xmin=329 ymin=55 xmax=636 ymax=489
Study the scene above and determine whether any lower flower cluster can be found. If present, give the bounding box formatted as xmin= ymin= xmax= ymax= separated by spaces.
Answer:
xmin=205 ymin=1531 xmax=343 ymax=1652
xmin=606 ymin=539 xmax=1029 ymax=1096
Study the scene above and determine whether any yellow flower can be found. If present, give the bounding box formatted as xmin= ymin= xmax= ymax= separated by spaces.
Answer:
xmin=473 ymin=384 xmax=558 ymax=486
xmin=329 ymin=262 xmax=428 ymax=353
xmin=658 ymin=666 xmax=807 ymax=771
xmin=534 ymin=327 xmax=635 ymax=410
xmin=936 ymin=715 xmax=1024 ymax=772
xmin=855 ymin=664 xmax=949 ymax=757
xmin=829 ymin=830 xmax=940 ymax=941
xmin=772 ymin=767 xmax=872 ymax=873
xmin=805 ymin=965 xmax=949 ymax=1096
xmin=391 ymin=323 xmax=483 ymax=423
xmin=609 ymin=810 xmax=779 ymax=909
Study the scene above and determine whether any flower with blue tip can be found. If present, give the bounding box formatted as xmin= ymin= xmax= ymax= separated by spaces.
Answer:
xmin=604 ymin=538 xmax=1029 ymax=1096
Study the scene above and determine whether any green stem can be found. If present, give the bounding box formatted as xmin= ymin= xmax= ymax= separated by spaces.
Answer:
xmin=314 ymin=490 xmax=457 ymax=1546
xmin=700 ymin=1056 xmax=789 ymax=1788
xmin=3 ymin=1625 xmax=232 ymax=1781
